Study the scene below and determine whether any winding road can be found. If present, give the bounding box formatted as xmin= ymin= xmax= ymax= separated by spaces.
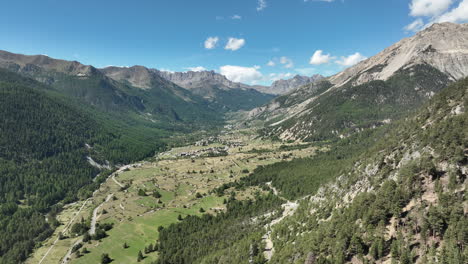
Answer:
xmin=39 ymin=198 xmax=91 ymax=264
xmin=48 ymin=164 xmax=134 ymax=264
xmin=263 ymin=182 xmax=299 ymax=261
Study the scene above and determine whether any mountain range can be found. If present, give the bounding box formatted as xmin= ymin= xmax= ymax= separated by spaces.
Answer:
xmin=0 ymin=50 xmax=322 ymax=114
xmin=0 ymin=21 xmax=467 ymax=264
xmin=249 ymin=22 xmax=468 ymax=141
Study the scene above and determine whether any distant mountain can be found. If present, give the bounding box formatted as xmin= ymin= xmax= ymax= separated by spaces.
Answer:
xmin=0 ymin=50 xmax=220 ymax=125
xmin=155 ymin=70 xmax=275 ymax=111
xmin=265 ymin=74 xmax=323 ymax=95
xmin=249 ymin=22 xmax=468 ymax=141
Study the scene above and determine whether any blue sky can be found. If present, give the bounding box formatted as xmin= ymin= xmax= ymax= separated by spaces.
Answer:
xmin=1 ymin=0 xmax=467 ymax=85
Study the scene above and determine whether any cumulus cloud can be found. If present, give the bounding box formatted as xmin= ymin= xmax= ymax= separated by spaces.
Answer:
xmin=160 ymin=68 xmax=175 ymax=73
xmin=405 ymin=0 xmax=468 ymax=32
xmin=295 ymin=68 xmax=317 ymax=76
xmin=257 ymin=0 xmax=267 ymax=11
xmin=269 ymin=72 xmax=294 ymax=82
xmin=219 ymin=65 xmax=263 ymax=84
xmin=267 ymin=60 xmax=276 ymax=66
xmin=434 ymin=0 xmax=468 ymax=23
xmin=309 ymin=50 xmax=334 ymax=65
xmin=409 ymin=0 xmax=453 ymax=17
xmin=336 ymin=52 xmax=367 ymax=67
xmin=280 ymin=56 xmax=294 ymax=68
xmin=204 ymin=37 xmax=219 ymax=49
xmin=404 ymin=18 xmax=425 ymax=32
xmin=225 ymin=38 xmax=246 ymax=51
xmin=186 ymin=66 xmax=207 ymax=72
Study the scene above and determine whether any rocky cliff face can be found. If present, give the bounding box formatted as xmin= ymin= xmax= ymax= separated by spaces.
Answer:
xmin=153 ymin=70 xmax=275 ymax=111
xmin=329 ymin=22 xmax=468 ymax=87
xmin=267 ymin=74 xmax=323 ymax=95
xmin=156 ymin=70 xmax=253 ymax=91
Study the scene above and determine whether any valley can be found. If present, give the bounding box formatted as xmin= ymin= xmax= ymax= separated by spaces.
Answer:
xmin=1 ymin=5 xmax=467 ymax=262
xmin=27 ymin=129 xmax=317 ymax=264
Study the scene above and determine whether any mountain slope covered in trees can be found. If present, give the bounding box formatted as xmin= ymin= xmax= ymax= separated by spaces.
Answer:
xmin=0 ymin=50 xmax=222 ymax=126
xmin=156 ymin=77 xmax=467 ymax=264
xmin=0 ymin=69 xmax=171 ymax=263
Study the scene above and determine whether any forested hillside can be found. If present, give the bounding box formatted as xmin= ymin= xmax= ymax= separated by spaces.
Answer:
xmin=156 ymin=78 xmax=467 ymax=263
xmin=0 ymin=50 xmax=222 ymax=127
xmin=0 ymin=69 xmax=170 ymax=263
xmin=259 ymin=64 xmax=451 ymax=141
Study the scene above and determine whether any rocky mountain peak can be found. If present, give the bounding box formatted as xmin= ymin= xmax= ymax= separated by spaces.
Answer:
xmin=268 ymin=74 xmax=324 ymax=95
xmin=156 ymin=70 xmax=246 ymax=91
xmin=0 ymin=50 xmax=99 ymax=78
xmin=329 ymin=22 xmax=468 ymax=87
xmin=101 ymin=65 xmax=162 ymax=89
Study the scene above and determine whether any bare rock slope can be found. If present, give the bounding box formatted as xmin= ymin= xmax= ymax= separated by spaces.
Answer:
xmin=330 ymin=22 xmax=468 ymax=87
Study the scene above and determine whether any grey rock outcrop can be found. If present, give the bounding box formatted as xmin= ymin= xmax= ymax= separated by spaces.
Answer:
xmin=268 ymin=74 xmax=323 ymax=95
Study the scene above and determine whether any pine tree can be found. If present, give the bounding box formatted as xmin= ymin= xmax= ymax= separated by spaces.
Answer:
xmin=101 ymin=253 xmax=111 ymax=264
xmin=137 ymin=250 xmax=144 ymax=262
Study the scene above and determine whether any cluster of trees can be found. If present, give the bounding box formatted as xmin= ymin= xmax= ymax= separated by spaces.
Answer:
xmin=156 ymin=194 xmax=282 ymax=264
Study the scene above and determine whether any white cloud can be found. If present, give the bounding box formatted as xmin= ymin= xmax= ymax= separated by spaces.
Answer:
xmin=295 ymin=68 xmax=317 ymax=76
xmin=186 ymin=66 xmax=207 ymax=72
xmin=160 ymin=68 xmax=174 ymax=73
xmin=267 ymin=60 xmax=276 ymax=66
xmin=434 ymin=0 xmax=468 ymax=23
xmin=220 ymin=65 xmax=263 ymax=84
xmin=257 ymin=0 xmax=267 ymax=11
xmin=309 ymin=50 xmax=334 ymax=65
xmin=204 ymin=37 xmax=219 ymax=49
xmin=336 ymin=52 xmax=367 ymax=67
xmin=269 ymin=72 xmax=294 ymax=82
xmin=405 ymin=0 xmax=468 ymax=33
xmin=280 ymin=56 xmax=294 ymax=68
xmin=231 ymin=15 xmax=242 ymax=20
xmin=409 ymin=0 xmax=453 ymax=17
xmin=225 ymin=38 xmax=246 ymax=51
xmin=404 ymin=18 xmax=425 ymax=32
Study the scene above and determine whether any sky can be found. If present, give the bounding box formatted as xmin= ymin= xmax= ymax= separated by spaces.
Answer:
xmin=1 ymin=0 xmax=467 ymax=85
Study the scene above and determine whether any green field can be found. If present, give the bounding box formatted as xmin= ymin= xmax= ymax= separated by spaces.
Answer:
xmin=27 ymin=130 xmax=317 ymax=264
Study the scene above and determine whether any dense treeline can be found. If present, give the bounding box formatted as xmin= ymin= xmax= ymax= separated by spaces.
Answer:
xmin=157 ymin=194 xmax=282 ymax=264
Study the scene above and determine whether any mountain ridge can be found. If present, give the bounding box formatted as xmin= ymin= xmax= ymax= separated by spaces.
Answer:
xmin=329 ymin=22 xmax=468 ymax=87
xmin=248 ymin=22 xmax=468 ymax=142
